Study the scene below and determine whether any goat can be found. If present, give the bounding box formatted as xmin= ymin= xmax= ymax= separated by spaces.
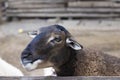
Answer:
xmin=21 ymin=25 xmax=120 ymax=76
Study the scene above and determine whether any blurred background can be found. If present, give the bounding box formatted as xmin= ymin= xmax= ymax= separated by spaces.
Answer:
xmin=0 ymin=0 xmax=120 ymax=76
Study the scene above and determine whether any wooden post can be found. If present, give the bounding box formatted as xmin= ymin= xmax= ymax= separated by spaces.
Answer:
xmin=0 ymin=0 xmax=6 ymax=23
xmin=0 ymin=0 xmax=3 ymax=23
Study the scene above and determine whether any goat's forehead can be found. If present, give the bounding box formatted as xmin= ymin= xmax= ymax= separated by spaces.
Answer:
xmin=40 ymin=26 xmax=60 ymax=32
xmin=34 ymin=31 xmax=57 ymax=41
xmin=38 ymin=29 xmax=61 ymax=38
xmin=35 ymin=26 xmax=66 ymax=41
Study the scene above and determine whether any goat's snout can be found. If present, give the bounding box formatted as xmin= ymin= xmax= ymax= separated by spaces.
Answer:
xmin=21 ymin=51 xmax=32 ymax=59
xmin=21 ymin=50 xmax=33 ymax=65
xmin=21 ymin=49 xmax=46 ymax=71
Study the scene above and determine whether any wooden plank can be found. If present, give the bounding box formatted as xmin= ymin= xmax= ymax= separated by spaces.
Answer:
xmin=7 ymin=4 xmax=65 ymax=8
xmin=7 ymin=1 xmax=120 ymax=9
xmin=6 ymin=8 xmax=120 ymax=13
xmin=7 ymin=0 xmax=120 ymax=3
xmin=8 ymin=0 xmax=67 ymax=3
xmin=0 ymin=76 xmax=120 ymax=80
xmin=8 ymin=1 xmax=120 ymax=8
xmin=68 ymin=0 xmax=120 ymax=2
xmin=68 ymin=1 xmax=120 ymax=8
xmin=6 ymin=8 xmax=66 ymax=13
xmin=8 ymin=3 xmax=65 ymax=6
xmin=110 ymin=0 xmax=120 ymax=2
xmin=6 ymin=12 xmax=120 ymax=18
xmin=67 ymin=8 xmax=120 ymax=13
xmin=8 ymin=1 xmax=66 ymax=4
xmin=71 ymin=0 xmax=119 ymax=1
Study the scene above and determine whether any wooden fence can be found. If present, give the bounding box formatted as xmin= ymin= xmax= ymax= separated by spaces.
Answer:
xmin=0 ymin=0 xmax=5 ymax=22
xmin=3 ymin=0 xmax=120 ymax=19
xmin=0 ymin=76 xmax=120 ymax=80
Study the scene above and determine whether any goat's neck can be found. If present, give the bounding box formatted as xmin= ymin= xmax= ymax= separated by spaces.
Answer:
xmin=55 ymin=48 xmax=77 ymax=76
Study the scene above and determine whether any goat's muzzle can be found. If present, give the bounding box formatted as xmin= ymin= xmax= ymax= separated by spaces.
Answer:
xmin=21 ymin=50 xmax=43 ymax=71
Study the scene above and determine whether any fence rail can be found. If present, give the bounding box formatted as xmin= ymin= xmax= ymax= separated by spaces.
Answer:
xmin=3 ymin=0 xmax=120 ymax=19
xmin=0 ymin=76 xmax=120 ymax=80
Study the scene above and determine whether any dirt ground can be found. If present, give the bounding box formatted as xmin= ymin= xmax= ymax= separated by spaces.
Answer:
xmin=0 ymin=19 xmax=120 ymax=76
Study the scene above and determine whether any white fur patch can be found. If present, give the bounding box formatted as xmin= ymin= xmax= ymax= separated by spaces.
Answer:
xmin=43 ymin=67 xmax=56 ymax=76
xmin=24 ymin=60 xmax=43 ymax=71
xmin=47 ymin=36 xmax=54 ymax=43
xmin=66 ymin=38 xmax=71 ymax=43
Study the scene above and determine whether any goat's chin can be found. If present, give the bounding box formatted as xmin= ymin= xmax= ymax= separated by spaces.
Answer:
xmin=23 ymin=59 xmax=43 ymax=71
xmin=23 ymin=60 xmax=53 ymax=71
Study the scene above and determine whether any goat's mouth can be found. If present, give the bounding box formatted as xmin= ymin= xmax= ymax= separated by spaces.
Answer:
xmin=21 ymin=59 xmax=53 ymax=71
xmin=21 ymin=59 xmax=43 ymax=71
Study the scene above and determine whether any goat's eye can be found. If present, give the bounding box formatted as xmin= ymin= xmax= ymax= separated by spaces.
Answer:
xmin=54 ymin=37 xmax=62 ymax=42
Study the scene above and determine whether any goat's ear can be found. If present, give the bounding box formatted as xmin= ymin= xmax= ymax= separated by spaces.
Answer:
xmin=27 ymin=30 xmax=38 ymax=38
xmin=66 ymin=38 xmax=83 ymax=50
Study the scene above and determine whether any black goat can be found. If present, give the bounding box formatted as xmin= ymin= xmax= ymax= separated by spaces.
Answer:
xmin=21 ymin=25 xmax=120 ymax=76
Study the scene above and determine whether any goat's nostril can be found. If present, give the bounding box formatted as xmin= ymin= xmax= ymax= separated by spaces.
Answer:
xmin=21 ymin=50 xmax=34 ymax=64
xmin=21 ymin=50 xmax=32 ymax=58
xmin=23 ymin=53 xmax=31 ymax=58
